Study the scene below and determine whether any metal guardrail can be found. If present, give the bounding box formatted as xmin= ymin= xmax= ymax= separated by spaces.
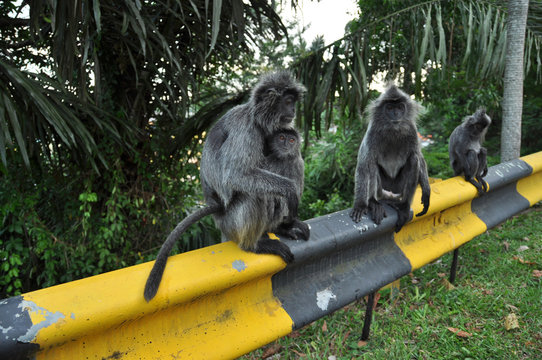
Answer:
xmin=1 ymin=151 xmax=541 ymax=360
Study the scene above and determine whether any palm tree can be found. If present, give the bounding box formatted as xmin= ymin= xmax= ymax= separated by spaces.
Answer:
xmin=0 ymin=0 xmax=290 ymax=171
xmin=501 ymin=0 xmax=530 ymax=162
xmin=292 ymin=0 xmax=542 ymax=149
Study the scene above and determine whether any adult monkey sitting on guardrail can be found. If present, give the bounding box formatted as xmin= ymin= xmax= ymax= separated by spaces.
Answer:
xmin=350 ymin=84 xmax=431 ymax=232
xmin=448 ymin=109 xmax=491 ymax=194
xmin=144 ymin=71 xmax=309 ymax=302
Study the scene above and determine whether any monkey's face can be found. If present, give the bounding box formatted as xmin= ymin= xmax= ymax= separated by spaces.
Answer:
xmin=383 ymin=101 xmax=407 ymax=122
xmin=272 ymin=132 xmax=299 ymax=157
xmin=279 ymin=93 xmax=297 ymax=124
xmin=467 ymin=113 xmax=491 ymax=134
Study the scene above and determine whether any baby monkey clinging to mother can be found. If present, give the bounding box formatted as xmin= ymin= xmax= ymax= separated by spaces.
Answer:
xmin=350 ymin=84 xmax=431 ymax=232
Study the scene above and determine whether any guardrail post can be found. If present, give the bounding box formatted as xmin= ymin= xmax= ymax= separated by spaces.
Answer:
xmin=361 ymin=291 xmax=376 ymax=341
xmin=449 ymin=248 xmax=460 ymax=284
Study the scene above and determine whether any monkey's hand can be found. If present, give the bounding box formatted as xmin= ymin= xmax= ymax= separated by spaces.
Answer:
xmin=350 ymin=204 xmax=368 ymax=223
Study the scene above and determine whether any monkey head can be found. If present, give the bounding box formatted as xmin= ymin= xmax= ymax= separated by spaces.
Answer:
xmin=267 ymin=129 xmax=300 ymax=159
xmin=464 ymin=108 xmax=491 ymax=136
xmin=369 ymin=84 xmax=422 ymax=127
xmin=250 ymin=71 xmax=306 ymax=134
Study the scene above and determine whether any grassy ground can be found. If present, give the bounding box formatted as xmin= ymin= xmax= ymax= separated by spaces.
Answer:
xmin=240 ymin=204 xmax=542 ymax=360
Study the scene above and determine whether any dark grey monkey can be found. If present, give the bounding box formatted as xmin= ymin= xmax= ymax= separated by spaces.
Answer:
xmin=200 ymin=71 xmax=307 ymax=262
xmin=263 ymin=128 xmax=310 ymax=240
xmin=143 ymin=71 xmax=306 ymax=302
xmin=448 ymin=108 xmax=491 ymax=193
xmin=350 ymin=84 xmax=431 ymax=232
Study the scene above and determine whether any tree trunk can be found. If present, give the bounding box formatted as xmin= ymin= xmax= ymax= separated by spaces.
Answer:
xmin=501 ymin=0 xmax=529 ymax=162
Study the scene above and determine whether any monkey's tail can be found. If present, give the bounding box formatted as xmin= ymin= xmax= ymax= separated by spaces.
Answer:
xmin=143 ymin=203 xmax=222 ymax=302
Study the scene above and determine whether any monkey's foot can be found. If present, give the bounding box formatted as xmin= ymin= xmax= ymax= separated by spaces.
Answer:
xmin=273 ymin=219 xmax=309 ymax=241
xmin=287 ymin=219 xmax=310 ymax=240
xmin=468 ymin=179 xmax=484 ymax=194
xmin=254 ymin=238 xmax=294 ymax=263
xmin=368 ymin=199 xmax=386 ymax=225
xmin=394 ymin=207 xmax=412 ymax=233
xmin=480 ymin=178 xmax=488 ymax=193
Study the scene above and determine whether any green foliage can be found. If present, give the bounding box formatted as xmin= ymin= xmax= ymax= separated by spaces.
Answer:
xmin=300 ymin=119 xmax=365 ymax=220
xmin=521 ymin=77 xmax=542 ymax=155
xmin=422 ymin=144 xmax=453 ymax=179
xmin=421 ymin=69 xmax=502 ymax=156
xmin=0 ymin=149 xmax=220 ymax=298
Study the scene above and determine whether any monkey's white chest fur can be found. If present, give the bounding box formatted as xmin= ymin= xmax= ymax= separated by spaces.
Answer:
xmin=378 ymin=151 xmax=408 ymax=178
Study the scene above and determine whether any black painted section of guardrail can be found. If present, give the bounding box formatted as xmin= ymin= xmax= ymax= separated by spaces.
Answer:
xmin=0 ymin=296 xmax=40 ymax=360
xmin=482 ymin=159 xmax=532 ymax=191
xmin=472 ymin=159 xmax=533 ymax=229
xmin=274 ymin=209 xmax=411 ymax=329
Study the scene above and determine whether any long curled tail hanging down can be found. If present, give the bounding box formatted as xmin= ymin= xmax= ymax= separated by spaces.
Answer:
xmin=144 ymin=203 xmax=222 ymax=302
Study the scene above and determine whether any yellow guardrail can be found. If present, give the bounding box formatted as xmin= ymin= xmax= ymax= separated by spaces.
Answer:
xmin=1 ymin=151 xmax=541 ymax=360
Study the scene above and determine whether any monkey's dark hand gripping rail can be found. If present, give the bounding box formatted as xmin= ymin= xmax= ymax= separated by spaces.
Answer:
xmin=1 ymin=152 xmax=541 ymax=360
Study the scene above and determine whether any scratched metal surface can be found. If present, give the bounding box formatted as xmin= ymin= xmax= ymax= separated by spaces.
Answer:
xmin=275 ymin=209 xmax=411 ymax=329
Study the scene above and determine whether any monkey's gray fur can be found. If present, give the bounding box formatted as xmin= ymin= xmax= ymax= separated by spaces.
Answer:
xmin=143 ymin=71 xmax=307 ymax=302
xmin=350 ymin=83 xmax=431 ymax=232
xmin=200 ymin=70 xmax=307 ymax=258
xmin=449 ymin=108 xmax=491 ymax=193
xmin=263 ymin=128 xmax=310 ymax=240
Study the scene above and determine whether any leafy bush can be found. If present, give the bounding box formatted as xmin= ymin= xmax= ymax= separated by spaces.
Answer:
xmin=300 ymin=119 xmax=365 ymax=220
xmin=0 ymin=150 xmax=219 ymax=297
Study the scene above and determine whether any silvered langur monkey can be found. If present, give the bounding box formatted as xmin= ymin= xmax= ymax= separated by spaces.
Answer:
xmin=263 ymin=128 xmax=310 ymax=239
xmin=448 ymin=109 xmax=491 ymax=193
xmin=143 ymin=71 xmax=309 ymax=302
xmin=350 ymin=84 xmax=431 ymax=232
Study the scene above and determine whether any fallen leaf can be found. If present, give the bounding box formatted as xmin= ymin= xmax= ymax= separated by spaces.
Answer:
xmin=290 ymin=349 xmax=306 ymax=357
xmin=517 ymin=245 xmax=529 ymax=252
xmin=343 ymin=330 xmax=351 ymax=342
xmin=522 ymin=236 xmax=530 ymax=242
xmin=357 ymin=340 xmax=368 ymax=347
xmin=504 ymin=313 xmax=520 ymax=331
xmin=373 ymin=292 xmax=381 ymax=310
xmin=506 ymin=304 xmax=519 ymax=312
xmin=533 ymin=270 xmax=542 ymax=278
xmin=482 ymin=289 xmax=493 ymax=295
xmin=261 ymin=343 xmax=282 ymax=359
xmin=447 ymin=327 xmax=472 ymax=338
xmin=321 ymin=320 xmax=328 ymax=332
xmin=287 ymin=330 xmax=301 ymax=339
xmin=441 ymin=278 xmax=456 ymax=290
xmin=512 ymin=256 xmax=536 ymax=265
xmin=502 ymin=241 xmax=510 ymax=251
xmin=437 ymin=272 xmax=446 ymax=278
